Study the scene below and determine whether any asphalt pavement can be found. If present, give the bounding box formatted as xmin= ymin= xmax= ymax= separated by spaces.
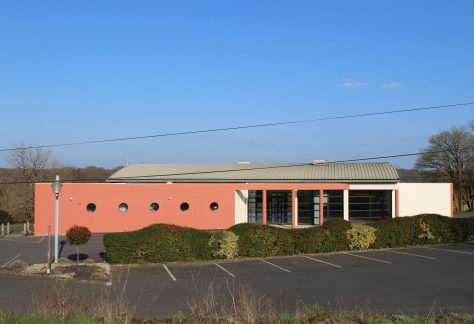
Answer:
xmin=0 ymin=234 xmax=473 ymax=319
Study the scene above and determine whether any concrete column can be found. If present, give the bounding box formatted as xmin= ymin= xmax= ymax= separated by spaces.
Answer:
xmin=343 ymin=189 xmax=349 ymax=221
xmin=319 ymin=190 xmax=324 ymax=226
xmin=262 ymin=190 xmax=267 ymax=225
xmin=291 ymin=190 xmax=298 ymax=228
xmin=395 ymin=189 xmax=399 ymax=218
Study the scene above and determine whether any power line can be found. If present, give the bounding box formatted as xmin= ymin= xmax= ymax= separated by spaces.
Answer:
xmin=0 ymin=101 xmax=472 ymax=153
xmin=0 ymin=146 xmax=471 ymax=185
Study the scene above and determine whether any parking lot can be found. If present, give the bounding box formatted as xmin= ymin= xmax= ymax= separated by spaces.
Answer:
xmin=1 ymin=235 xmax=473 ymax=318
xmin=121 ymin=243 xmax=474 ymax=318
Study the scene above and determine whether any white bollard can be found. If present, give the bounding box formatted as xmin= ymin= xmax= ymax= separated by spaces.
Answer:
xmin=1 ymin=223 xmax=4 ymax=236
xmin=6 ymin=222 xmax=10 ymax=235
xmin=27 ymin=220 xmax=30 ymax=232
xmin=23 ymin=223 xmax=27 ymax=235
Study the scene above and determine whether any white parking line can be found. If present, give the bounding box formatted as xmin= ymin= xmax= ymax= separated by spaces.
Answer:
xmin=259 ymin=258 xmax=291 ymax=273
xmin=214 ymin=263 xmax=236 ymax=278
xmin=162 ymin=264 xmax=176 ymax=281
xmin=303 ymin=256 xmax=343 ymax=268
xmin=385 ymin=250 xmax=436 ymax=260
xmin=425 ymin=247 xmax=474 ymax=255
xmin=1 ymin=253 xmax=21 ymax=268
xmin=344 ymin=252 xmax=391 ymax=264
xmin=0 ymin=237 xmax=45 ymax=244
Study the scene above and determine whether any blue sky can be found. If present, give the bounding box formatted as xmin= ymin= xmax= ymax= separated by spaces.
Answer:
xmin=0 ymin=1 xmax=473 ymax=169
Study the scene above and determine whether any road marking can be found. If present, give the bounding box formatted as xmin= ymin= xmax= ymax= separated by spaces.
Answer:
xmin=385 ymin=250 xmax=436 ymax=260
xmin=0 ymin=237 xmax=45 ymax=244
xmin=425 ymin=247 xmax=474 ymax=255
xmin=214 ymin=263 xmax=236 ymax=278
xmin=303 ymin=256 xmax=343 ymax=268
xmin=1 ymin=253 xmax=21 ymax=268
xmin=162 ymin=264 xmax=176 ymax=281
xmin=259 ymin=258 xmax=291 ymax=273
xmin=344 ymin=252 xmax=391 ymax=264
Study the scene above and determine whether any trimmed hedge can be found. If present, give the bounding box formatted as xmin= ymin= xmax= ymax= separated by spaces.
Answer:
xmin=292 ymin=226 xmax=332 ymax=254
xmin=322 ymin=219 xmax=352 ymax=251
xmin=103 ymin=215 xmax=474 ymax=264
xmin=229 ymin=223 xmax=294 ymax=257
xmin=103 ymin=224 xmax=213 ymax=264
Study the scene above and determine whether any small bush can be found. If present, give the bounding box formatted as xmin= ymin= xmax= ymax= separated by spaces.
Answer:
xmin=209 ymin=231 xmax=239 ymax=259
xmin=104 ymin=224 xmax=213 ymax=263
xmin=66 ymin=225 xmax=92 ymax=246
xmin=0 ymin=209 xmax=12 ymax=225
xmin=322 ymin=219 xmax=352 ymax=251
xmin=229 ymin=223 xmax=294 ymax=257
xmin=292 ymin=226 xmax=332 ymax=254
xmin=7 ymin=259 xmax=28 ymax=272
xmin=346 ymin=224 xmax=377 ymax=250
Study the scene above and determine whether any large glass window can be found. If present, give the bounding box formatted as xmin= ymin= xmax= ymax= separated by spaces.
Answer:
xmin=267 ymin=191 xmax=292 ymax=225
xmin=349 ymin=190 xmax=392 ymax=220
xmin=248 ymin=190 xmax=262 ymax=223
xmin=297 ymin=190 xmax=319 ymax=225
xmin=324 ymin=190 xmax=344 ymax=220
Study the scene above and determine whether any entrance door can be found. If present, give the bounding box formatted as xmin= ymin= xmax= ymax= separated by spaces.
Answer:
xmin=267 ymin=191 xmax=291 ymax=224
xmin=297 ymin=190 xmax=320 ymax=225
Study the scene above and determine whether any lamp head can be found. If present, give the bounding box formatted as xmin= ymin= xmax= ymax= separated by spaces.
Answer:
xmin=51 ymin=175 xmax=62 ymax=195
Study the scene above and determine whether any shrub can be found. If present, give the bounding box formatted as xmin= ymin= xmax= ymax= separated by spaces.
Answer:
xmin=66 ymin=225 xmax=92 ymax=246
xmin=0 ymin=209 xmax=12 ymax=224
xmin=104 ymin=224 xmax=213 ymax=264
xmin=415 ymin=214 xmax=453 ymax=244
xmin=346 ymin=224 xmax=377 ymax=250
xmin=322 ymin=219 xmax=352 ymax=251
xmin=292 ymin=226 xmax=332 ymax=254
xmin=7 ymin=259 xmax=28 ymax=272
xmin=66 ymin=225 xmax=92 ymax=262
xmin=368 ymin=217 xmax=418 ymax=248
xmin=451 ymin=218 xmax=470 ymax=241
xmin=229 ymin=223 xmax=294 ymax=257
xmin=209 ymin=231 xmax=239 ymax=259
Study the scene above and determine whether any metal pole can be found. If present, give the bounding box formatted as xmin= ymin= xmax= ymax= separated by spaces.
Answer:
xmin=54 ymin=193 xmax=59 ymax=263
xmin=47 ymin=225 xmax=51 ymax=274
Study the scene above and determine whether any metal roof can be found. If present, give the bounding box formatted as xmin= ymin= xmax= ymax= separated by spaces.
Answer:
xmin=107 ymin=162 xmax=399 ymax=183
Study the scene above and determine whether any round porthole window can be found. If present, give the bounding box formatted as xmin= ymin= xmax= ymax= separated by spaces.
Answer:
xmin=118 ymin=203 xmax=128 ymax=213
xmin=210 ymin=202 xmax=219 ymax=211
xmin=86 ymin=203 xmax=96 ymax=213
xmin=180 ymin=202 xmax=189 ymax=212
xmin=150 ymin=202 xmax=159 ymax=212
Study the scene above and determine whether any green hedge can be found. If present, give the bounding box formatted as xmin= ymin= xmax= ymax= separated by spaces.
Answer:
xmin=368 ymin=214 xmax=474 ymax=248
xmin=229 ymin=223 xmax=294 ymax=257
xmin=322 ymin=219 xmax=352 ymax=251
xmin=103 ymin=215 xmax=474 ymax=264
xmin=292 ymin=226 xmax=332 ymax=254
xmin=103 ymin=224 xmax=213 ymax=264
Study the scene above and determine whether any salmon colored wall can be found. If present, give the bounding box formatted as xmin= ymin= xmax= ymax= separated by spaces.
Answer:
xmin=34 ymin=182 xmax=350 ymax=235
xmin=34 ymin=183 xmax=237 ymax=235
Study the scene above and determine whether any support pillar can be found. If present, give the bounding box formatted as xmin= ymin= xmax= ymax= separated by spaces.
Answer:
xmin=319 ymin=190 xmax=324 ymax=226
xmin=343 ymin=189 xmax=349 ymax=221
xmin=262 ymin=190 xmax=267 ymax=225
xmin=393 ymin=189 xmax=399 ymax=218
xmin=291 ymin=190 xmax=297 ymax=228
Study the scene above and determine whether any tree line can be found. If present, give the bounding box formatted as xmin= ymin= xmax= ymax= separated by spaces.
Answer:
xmin=0 ymin=121 xmax=473 ymax=222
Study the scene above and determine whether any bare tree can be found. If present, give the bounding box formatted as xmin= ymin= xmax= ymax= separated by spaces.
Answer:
xmin=0 ymin=145 xmax=59 ymax=221
xmin=416 ymin=124 xmax=474 ymax=212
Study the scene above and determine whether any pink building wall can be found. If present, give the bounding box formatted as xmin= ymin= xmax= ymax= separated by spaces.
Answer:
xmin=34 ymin=182 xmax=350 ymax=235
xmin=34 ymin=183 xmax=237 ymax=235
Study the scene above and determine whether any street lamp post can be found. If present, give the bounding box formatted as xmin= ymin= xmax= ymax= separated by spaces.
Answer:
xmin=51 ymin=175 xmax=62 ymax=263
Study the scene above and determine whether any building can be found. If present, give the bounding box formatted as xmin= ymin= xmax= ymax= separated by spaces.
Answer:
xmin=34 ymin=162 xmax=453 ymax=235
